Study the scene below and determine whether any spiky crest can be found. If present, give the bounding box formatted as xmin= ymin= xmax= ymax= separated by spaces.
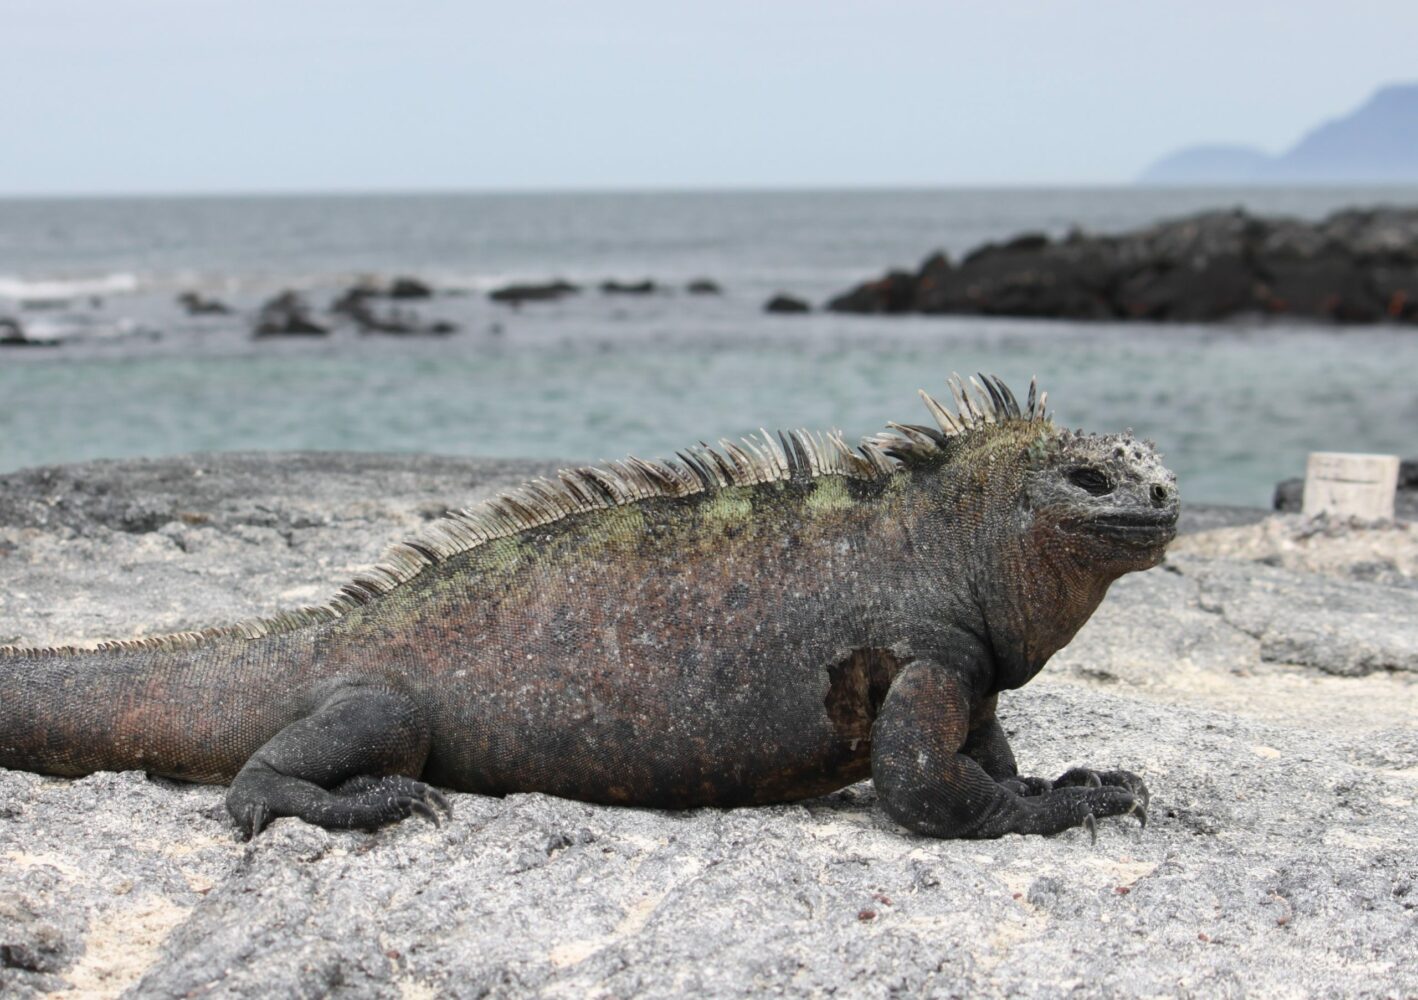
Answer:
xmin=1 ymin=373 xmax=1048 ymax=658
xmin=869 ymin=373 xmax=1048 ymax=466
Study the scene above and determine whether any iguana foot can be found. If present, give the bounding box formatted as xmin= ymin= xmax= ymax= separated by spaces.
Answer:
xmin=1049 ymin=784 xmax=1146 ymax=838
xmin=872 ymin=664 xmax=1152 ymax=839
xmin=994 ymin=769 xmax=1147 ymax=840
xmin=1053 ymin=767 xmax=1150 ymax=809
xmin=225 ymin=682 xmax=436 ymax=839
xmin=230 ymin=771 xmax=450 ymax=840
xmin=1002 ymin=768 xmax=1149 ymax=807
xmin=998 ymin=775 xmax=1053 ymax=797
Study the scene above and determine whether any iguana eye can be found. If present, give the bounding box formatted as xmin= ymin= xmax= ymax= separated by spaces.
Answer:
xmin=1067 ymin=467 xmax=1113 ymax=496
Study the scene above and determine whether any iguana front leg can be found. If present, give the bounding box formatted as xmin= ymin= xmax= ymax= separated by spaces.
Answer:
xmin=871 ymin=662 xmax=1146 ymax=839
xmin=225 ymin=683 xmax=449 ymax=839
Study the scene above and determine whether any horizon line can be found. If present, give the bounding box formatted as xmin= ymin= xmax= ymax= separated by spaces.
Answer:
xmin=6 ymin=180 xmax=1418 ymax=201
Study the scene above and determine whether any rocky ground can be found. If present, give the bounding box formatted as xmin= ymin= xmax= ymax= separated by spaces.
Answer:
xmin=0 ymin=453 xmax=1414 ymax=999
xmin=827 ymin=206 xmax=1418 ymax=324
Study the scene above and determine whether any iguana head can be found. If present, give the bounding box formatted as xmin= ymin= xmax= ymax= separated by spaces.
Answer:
xmin=1021 ymin=426 xmax=1179 ymax=573
xmin=878 ymin=374 xmax=1178 ymax=578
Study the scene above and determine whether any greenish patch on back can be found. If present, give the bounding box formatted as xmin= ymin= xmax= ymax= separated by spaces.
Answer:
xmin=701 ymin=489 xmax=753 ymax=528
xmin=805 ymin=477 xmax=854 ymax=516
xmin=597 ymin=505 xmax=648 ymax=546
xmin=479 ymin=535 xmax=529 ymax=572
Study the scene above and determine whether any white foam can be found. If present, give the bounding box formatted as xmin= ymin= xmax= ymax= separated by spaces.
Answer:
xmin=0 ymin=272 xmax=140 ymax=301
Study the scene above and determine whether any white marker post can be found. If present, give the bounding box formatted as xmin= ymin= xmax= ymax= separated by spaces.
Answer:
xmin=1302 ymin=452 xmax=1400 ymax=520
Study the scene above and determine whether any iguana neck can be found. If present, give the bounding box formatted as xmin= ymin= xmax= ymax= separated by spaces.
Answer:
xmin=896 ymin=463 xmax=1115 ymax=692
xmin=989 ymin=513 xmax=1118 ymax=689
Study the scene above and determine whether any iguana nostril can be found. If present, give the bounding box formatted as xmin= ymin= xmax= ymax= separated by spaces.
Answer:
xmin=1150 ymin=484 xmax=1172 ymax=506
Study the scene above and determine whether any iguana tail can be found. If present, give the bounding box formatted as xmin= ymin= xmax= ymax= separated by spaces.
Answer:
xmin=0 ymin=632 xmax=314 ymax=784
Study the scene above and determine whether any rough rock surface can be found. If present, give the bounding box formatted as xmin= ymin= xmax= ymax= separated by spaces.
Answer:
xmin=827 ymin=206 xmax=1418 ymax=324
xmin=1 ymin=454 xmax=1415 ymax=998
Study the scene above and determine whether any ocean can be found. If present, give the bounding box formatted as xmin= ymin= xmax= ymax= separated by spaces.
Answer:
xmin=2 ymin=187 xmax=1417 ymax=506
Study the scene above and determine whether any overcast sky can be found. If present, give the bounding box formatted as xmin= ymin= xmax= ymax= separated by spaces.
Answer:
xmin=4 ymin=0 xmax=1415 ymax=195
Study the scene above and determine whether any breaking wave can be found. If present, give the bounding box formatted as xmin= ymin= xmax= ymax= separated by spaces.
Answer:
xmin=0 ymin=273 xmax=140 ymax=301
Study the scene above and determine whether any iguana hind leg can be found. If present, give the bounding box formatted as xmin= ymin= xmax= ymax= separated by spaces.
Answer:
xmin=225 ymin=683 xmax=446 ymax=839
xmin=871 ymin=662 xmax=1145 ymax=839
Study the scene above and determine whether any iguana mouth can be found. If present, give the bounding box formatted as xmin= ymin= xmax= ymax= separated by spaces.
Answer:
xmin=1086 ymin=510 xmax=1178 ymax=546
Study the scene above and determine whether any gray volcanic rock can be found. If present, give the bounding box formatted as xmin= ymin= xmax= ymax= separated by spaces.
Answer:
xmin=1181 ymin=556 xmax=1418 ymax=676
xmin=1 ymin=454 xmax=1416 ymax=998
xmin=828 ymin=206 xmax=1418 ymax=324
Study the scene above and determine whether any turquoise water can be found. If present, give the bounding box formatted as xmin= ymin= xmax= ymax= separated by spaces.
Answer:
xmin=3 ymin=188 xmax=1417 ymax=505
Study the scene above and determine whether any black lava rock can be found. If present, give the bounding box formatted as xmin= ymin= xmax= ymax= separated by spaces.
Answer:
xmin=828 ymin=207 xmax=1418 ymax=324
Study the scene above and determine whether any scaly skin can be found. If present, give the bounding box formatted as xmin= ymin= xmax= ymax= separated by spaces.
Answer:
xmin=0 ymin=376 xmax=1178 ymax=839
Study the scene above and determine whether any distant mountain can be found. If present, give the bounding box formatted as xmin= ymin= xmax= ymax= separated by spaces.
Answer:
xmin=1140 ymin=83 xmax=1418 ymax=184
xmin=1141 ymin=144 xmax=1272 ymax=184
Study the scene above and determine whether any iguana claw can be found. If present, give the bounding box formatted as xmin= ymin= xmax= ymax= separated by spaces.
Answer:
xmin=242 ymin=802 xmax=269 ymax=841
xmin=425 ymin=786 xmax=453 ymax=816
xmin=403 ymin=796 xmax=441 ymax=827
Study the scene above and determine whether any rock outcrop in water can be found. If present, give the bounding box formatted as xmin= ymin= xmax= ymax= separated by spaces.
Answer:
xmin=176 ymin=292 xmax=231 ymax=316
xmin=253 ymin=291 xmax=329 ymax=337
xmin=386 ymin=276 xmax=434 ymax=299
xmin=0 ymin=316 xmax=58 ymax=347
xmin=828 ymin=207 xmax=1418 ymax=324
xmin=600 ymin=279 xmax=657 ymax=295
xmin=489 ymin=280 xmax=580 ymax=305
xmin=329 ymin=286 xmax=456 ymax=335
xmin=765 ymin=293 xmax=810 ymax=314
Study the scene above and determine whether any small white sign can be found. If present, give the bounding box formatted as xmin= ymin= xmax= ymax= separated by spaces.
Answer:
xmin=1302 ymin=452 xmax=1400 ymax=520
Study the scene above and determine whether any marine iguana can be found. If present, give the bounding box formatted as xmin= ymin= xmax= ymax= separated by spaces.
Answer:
xmin=0 ymin=375 xmax=1177 ymax=840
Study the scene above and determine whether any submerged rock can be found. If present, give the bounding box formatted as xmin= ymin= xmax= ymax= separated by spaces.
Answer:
xmin=829 ymin=206 xmax=1418 ymax=324
xmin=686 ymin=278 xmax=723 ymax=295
